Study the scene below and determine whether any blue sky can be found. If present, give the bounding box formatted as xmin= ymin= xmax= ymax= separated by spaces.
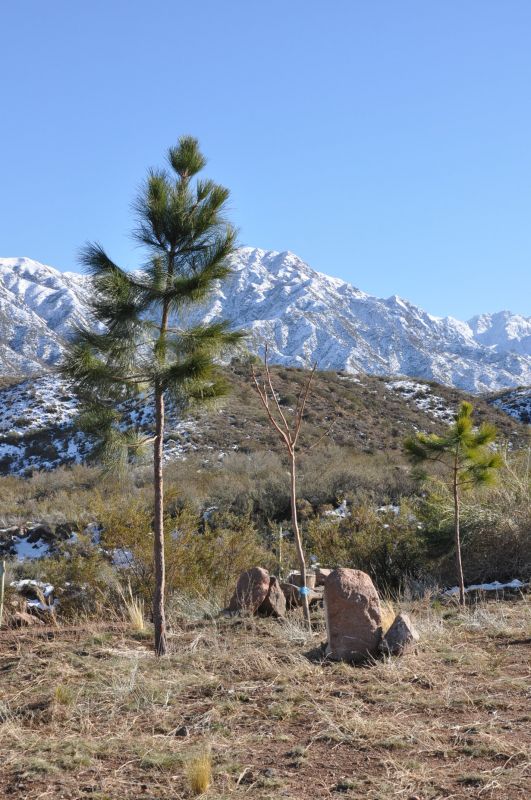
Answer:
xmin=2 ymin=0 xmax=530 ymax=319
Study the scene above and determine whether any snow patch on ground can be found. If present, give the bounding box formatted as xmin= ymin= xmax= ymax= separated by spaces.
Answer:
xmin=443 ymin=579 xmax=528 ymax=596
xmin=385 ymin=380 xmax=456 ymax=424
xmin=491 ymin=387 xmax=531 ymax=423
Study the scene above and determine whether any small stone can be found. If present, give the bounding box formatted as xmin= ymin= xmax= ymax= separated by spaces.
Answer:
xmin=12 ymin=611 xmax=45 ymax=628
xmin=287 ymin=570 xmax=316 ymax=589
xmin=237 ymin=767 xmax=255 ymax=785
xmin=281 ymin=582 xmax=322 ymax=609
xmin=280 ymin=582 xmax=302 ymax=608
xmin=382 ymin=612 xmax=420 ymax=656
xmin=315 ymin=567 xmax=332 ymax=586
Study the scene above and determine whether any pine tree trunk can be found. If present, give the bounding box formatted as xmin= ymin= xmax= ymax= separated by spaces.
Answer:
xmin=453 ymin=467 xmax=466 ymax=607
xmin=153 ymin=382 xmax=167 ymax=655
xmin=290 ymin=451 xmax=311 ymax=630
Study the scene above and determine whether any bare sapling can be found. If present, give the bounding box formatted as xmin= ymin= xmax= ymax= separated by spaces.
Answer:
xmin=252 ymin=346 xmax=333 ymax=631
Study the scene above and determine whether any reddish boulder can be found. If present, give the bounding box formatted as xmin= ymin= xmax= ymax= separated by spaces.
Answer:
xmin=324 ymin=568 xmax=382 ymax=662
xmin=259 ymin=576 xmax=286 ymax=618
xmin=228 ymin=567 xmax=270 ymax=613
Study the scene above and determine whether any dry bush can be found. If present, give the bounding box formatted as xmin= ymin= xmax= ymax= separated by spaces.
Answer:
xmin=99 ymin=498 xmax=274 ymax=606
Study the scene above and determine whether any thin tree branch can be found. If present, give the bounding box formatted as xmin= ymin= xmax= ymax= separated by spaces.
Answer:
xmin=293 ymin=363 xmax=316 ymax=445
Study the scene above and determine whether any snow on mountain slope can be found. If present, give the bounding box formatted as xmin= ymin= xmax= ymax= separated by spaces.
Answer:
xmin=468 ymin=311 xmax=531 ymax=356
xmin=189 ymin=248 xmax=531 ymax=393
xmin=490 ymin=387 xmax=531 ymax=423
xmin=0 ymin=375 xmax=199 ymax=475
xmin=0 ymin=257 xmax=93 ymax=375
xmin=1 ymin=249 xmax=530 ymax=393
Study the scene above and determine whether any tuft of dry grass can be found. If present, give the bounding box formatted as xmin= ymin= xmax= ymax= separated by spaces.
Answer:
xmin=120 ymin=583 xmax=146 ymax=633
xmin=380 ymin=599 xmax=396 ymax=634
xmin=187 ymin=749 xmax=212 ymax=795
xmin=53 ymin=683 xmax=75 ymax=707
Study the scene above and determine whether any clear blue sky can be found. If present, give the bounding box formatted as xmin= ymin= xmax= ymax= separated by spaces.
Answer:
xmin=2 ymin=0 xmax=531 ymax=319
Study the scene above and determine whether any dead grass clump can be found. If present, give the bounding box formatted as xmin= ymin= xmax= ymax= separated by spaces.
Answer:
xmin=120 ymin=583 xmax=146 ymax=633
xmin=53 ymin=684 xmax=75 ymax=707
xmin=380 ymin=599 xmax=396 ymax=633
xmin=186 ymin=749 xmax=212 ymax=795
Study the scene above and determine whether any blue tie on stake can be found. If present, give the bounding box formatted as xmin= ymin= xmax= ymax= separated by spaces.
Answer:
xmin=299 ymin=586 xmax=311 ymax=596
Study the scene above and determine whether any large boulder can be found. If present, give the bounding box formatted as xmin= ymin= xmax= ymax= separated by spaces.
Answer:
xmin=324 ymin=568 xmax=382 ymax=662
xmin=382 ymin=612 xmax=419 ymax=656
xmin=228 ymin=568 xmax=270 ymax=614
xmin=259 ymin=576 xmax=286 ymax=618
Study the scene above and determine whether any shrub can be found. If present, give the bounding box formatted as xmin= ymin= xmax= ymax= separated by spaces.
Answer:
xmin=99 ymin=497 xmax=273 ymax=606
xmin=418 ymin=451 xmax=531 ymax=584
xmin=305 ymin=504 xmax=427 ymax=591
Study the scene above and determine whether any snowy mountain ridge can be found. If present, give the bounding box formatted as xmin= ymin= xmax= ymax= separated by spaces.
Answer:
xmin=1 ymin=248 xmax=530 ymax=393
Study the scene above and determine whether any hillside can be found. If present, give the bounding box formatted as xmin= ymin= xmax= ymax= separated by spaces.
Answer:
xmin=1 ymin=249 xmax=531 ymax=392
xmin=0 ymin=364 xmax=525 ymax=477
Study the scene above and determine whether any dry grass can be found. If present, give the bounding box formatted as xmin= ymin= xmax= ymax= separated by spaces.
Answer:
xmin=187 ymin=750 xmax=212 ymax=795
xmin=120 ymin=583 xmax=147 ymax=633
xmin=0 ymin=598 xmax=529 ymax=799
xmin=380 ymin=599 xmax=396 ymax=633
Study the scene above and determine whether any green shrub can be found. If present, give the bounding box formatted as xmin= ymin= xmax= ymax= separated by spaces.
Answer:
xmin=306 ymin=504 xmax=426 ymax=591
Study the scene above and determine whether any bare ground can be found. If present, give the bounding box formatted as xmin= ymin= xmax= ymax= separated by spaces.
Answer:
xmin=0 ymin=599 xmax=529 ymax=800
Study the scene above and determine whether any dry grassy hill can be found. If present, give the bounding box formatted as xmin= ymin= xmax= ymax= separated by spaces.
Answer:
xmin=0 ymin=364 xmax=526 ymax=477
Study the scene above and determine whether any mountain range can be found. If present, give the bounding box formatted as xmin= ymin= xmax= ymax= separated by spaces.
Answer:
xmin=1 ymin=248 xmax=530 ymax=393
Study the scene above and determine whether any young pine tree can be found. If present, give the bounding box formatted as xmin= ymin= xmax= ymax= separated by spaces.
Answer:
xmin=62 ymin=136 xmax=244 ymax=655
xmin=404 ymin=401 xmax=502 ymax=605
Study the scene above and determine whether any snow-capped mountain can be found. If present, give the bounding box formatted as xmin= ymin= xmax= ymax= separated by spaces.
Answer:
xmin=0 ymin=257 xmax=92 ymax=375
xmin=1 ymin=249 xmax=530 ymax=393
xmin=468 ymin=311 xmax=531 ymax=356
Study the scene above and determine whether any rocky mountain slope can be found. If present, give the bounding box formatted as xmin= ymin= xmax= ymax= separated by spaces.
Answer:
xmin=1 ymin=249 xmax=531 ymax=393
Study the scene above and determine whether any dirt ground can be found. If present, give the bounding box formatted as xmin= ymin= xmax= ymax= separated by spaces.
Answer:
xmin=0 ymin=598 xmax=529 ymax=800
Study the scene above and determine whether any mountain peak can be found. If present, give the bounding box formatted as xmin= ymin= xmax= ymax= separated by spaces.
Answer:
xmin=0 ymin=249 xmax=530 ymax=393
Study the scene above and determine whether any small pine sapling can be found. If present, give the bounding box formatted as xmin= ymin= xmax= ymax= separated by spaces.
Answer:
xmin=405 ymin=401 xmax=501 ymax=605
